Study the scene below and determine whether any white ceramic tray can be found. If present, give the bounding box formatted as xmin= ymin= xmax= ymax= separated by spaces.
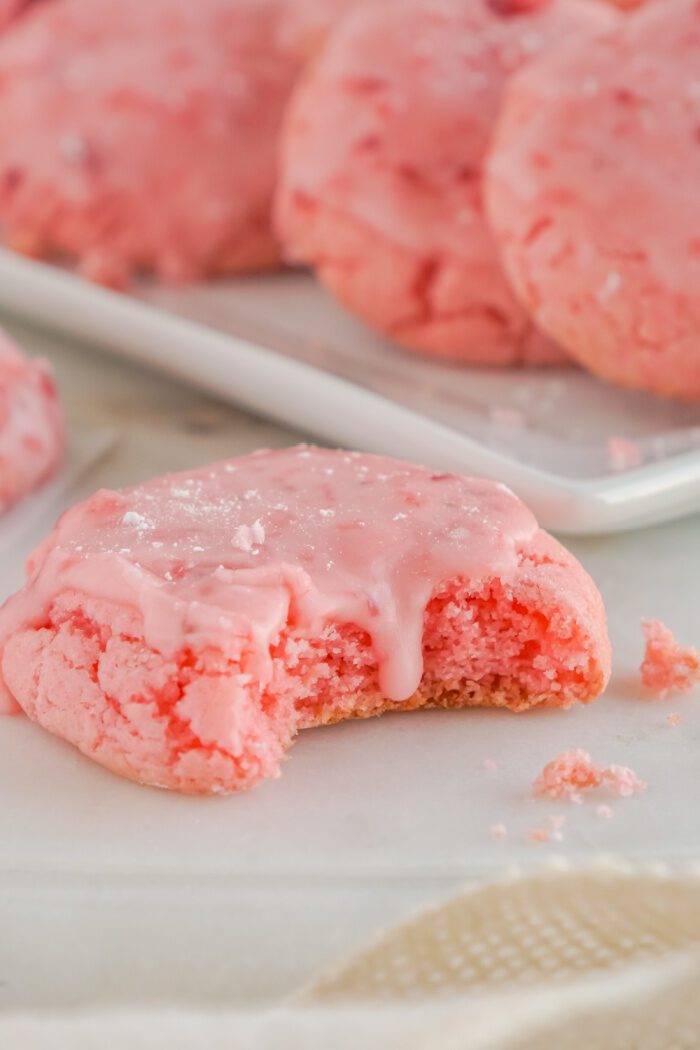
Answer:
xmin=1 ymin=249 xmax=700 ymax=534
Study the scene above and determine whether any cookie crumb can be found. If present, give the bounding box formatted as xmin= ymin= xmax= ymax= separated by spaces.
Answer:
xmin=528 ymin=827 xmax=551 ymax=843
xmin=667 ymin=712 xmax=682 ymax=728
xmin=534 ymin=749 xmax=646 ymax=801
xmin=596 ymin=804 xmax=613 ymax=820
xmin=528 ymin=825 xmax=563 ymax=844
xmin=489 ymin=823 xmax=508 ymax=841
xmin=533 ymin=749 xmax=602 ymax=800
xmin=602 ymin=764 xmax=647 ymax=798
xmin=641 ymin=619 xmax=700 ymax=697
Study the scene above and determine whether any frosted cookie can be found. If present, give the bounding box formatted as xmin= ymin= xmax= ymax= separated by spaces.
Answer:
xmin=0 ymin=329 xmax=63 ymax=512
xmin=0 ymin=447 xmax=611 ymax=794
xmin=275 ymin=0 xmax=615 ymax=365
xmin=486 ymin=0 xmax=700 ymax=399
xmin=0 ymin=0 xmax=299 ymax=286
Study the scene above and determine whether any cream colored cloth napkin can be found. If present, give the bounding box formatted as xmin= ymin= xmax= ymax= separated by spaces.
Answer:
xmin=4 ymin=866 xmax=700 ymax=1049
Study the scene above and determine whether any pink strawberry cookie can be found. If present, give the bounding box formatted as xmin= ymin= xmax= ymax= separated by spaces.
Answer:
xmin=0 ymin=0 xmax=300 ymax=286
xmin=0 ymin=329 xmax=63 ymax=512
xmin=487 ymin=0 xmax=700 ymax=400
xmin=0 ymin=447 xmax=611 ymax=795
xmin=276 ymin=0 xmax=615 ymax=366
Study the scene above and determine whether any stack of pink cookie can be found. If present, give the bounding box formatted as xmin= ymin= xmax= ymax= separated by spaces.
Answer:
xmin=0 ymin=447 xmax=610 ymax=794
xmin=276 ymin=0 xmax=616 ymax=366
xmin=3 ymin=0 xmax=694 ymax=401
xmin=277 ymin=0 xmax=700 ymax=399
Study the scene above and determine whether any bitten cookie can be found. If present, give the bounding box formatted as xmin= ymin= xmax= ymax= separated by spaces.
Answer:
xmin=0 ymin=329 xmax=63 ymax=512
xmin=486 ymin=0 xmax=700 ymax=399
xmin=0 ymin=447 xmax=611 ymax=794
xmin=0 ymin=0 xmax=299 ymax=285
xmin=276 ymin=0 xmax=615 ymax=365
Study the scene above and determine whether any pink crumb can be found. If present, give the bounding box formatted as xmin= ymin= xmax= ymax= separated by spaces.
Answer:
xmin=533 ymin=749 xmax=603 ymax=800
xmin=641 ymin=619 xmax=700 ymax=698
xmin=601 ymin=765 xmax=647 ymax=799
xmin=596 ymin=804 xmax=613 ymax=820
xmin=528 ymin=827 xmax=551 ymax=844
xmin=607 ymin=437 xmax=643 ymax=472
xmin=528 ymin=825 xmax=563 ymax=844
xmin=489 ymin=823 xmax=508 ymax=841
xmin=528 ymin=815 xmax=566 ymax=845
xmin=533 ymin=749 xmax=646 ymax=802
xmin=482 ymin=757 xmax=499 ymax=773
xmin=667 ymin=712 xmax=682 ymax=728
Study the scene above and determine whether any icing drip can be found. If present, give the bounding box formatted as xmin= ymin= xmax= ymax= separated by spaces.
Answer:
xmin=0 ymin=446 xmax=538 ymax=712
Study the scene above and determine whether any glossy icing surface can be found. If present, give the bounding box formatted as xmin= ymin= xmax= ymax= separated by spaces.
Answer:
xmin=0 ymin=447 xmax=538 ymax=712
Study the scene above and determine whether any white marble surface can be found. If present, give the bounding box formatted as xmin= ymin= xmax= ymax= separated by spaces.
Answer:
xmin=1 ymin=308 xmax=700 ymax=1010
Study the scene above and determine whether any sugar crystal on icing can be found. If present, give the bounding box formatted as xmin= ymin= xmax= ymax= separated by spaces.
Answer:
xmin=122 ymin=511 xmax=150 ymax=529
xmin=58 ymin=133 xmax=90 ymax=163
